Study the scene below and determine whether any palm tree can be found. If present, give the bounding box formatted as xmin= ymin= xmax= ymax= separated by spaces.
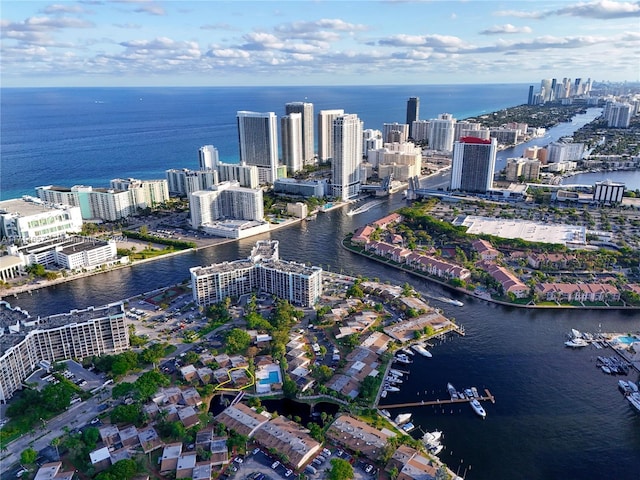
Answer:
xmin=51 ymin=437 xmax=61 ymax=460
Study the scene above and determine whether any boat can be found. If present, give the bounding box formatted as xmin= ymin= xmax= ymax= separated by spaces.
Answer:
xmin=447 ymin=383 xmax=459 ymax=400
xmin=471 ymin=387 xmax=479 ymax=398
xmin=401 ymin=422 xmax=415 ymax=433
xmin=437 ymin=296 xmax=464 ymax=307
xmin=412 ymin=344 xmax=433 ymax=357
xmin=385 ymin=386 xmax=400 ymax=393
xmin=401 ymin=347 xmax=415 ymax=356
xmin=571 ymin=328 xmax=582 ymax=339
xmin=422 ymin=430 xmax=443 ymax=445
xmin=618 ymin=380 xmax=630 ymax=394
xmin=601 ymin=365 xmax=612 ymax=374
xmin=629 ymin=381 xmax=639 ymax=393
xmin=395 ymin=354 xmax=412 ymax=364
xmin=427 ymin=443 xmax=443 ymax=455
xmin=565 ymin=338 xmax=589 ymax=348
xmin=386 ymin=376 xmax=403 ymax=384
xmin=470 ymin=399 xmax=487 ymax=418
xmin=394 ymin=413 xmax=412 ymax=425
xmin=464 ymin=388 xmax=474 ymax=399
xmin=627 ymin=392 xmax=640 ymax=412
xmin=389 ymin=369 xmax=404 ymax=377
xmin=380 ymin=390 xmax=388 ymax=398
xmin=380 ymin=409 xmax=391 ymax=418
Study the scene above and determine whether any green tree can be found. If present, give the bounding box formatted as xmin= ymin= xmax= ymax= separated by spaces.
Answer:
xmin=313 ymin=365 xmax=334 ymax=383
xmin=21 ymin=447 xmax=37 ymax=466
xmin=328 ymin=458 xmax=354 ymax=480
xmin=225 ymin=328 xmax=251 ymax=354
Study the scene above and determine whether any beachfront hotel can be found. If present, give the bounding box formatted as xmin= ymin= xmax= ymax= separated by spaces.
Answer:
xmin=331 ymin=113 xmax=363 ymax=201
xmin=0 ymin=302 xmax=128 ymax=403
xmin=237 ymin=111 xmax=279 ymax=184
xmin=285 ymin=102 xmax=315 ymax=166
xmin=190 ymin=240 xmax=322 ymax=308
xmin=450 ymin=137 xmax=497 ymax=194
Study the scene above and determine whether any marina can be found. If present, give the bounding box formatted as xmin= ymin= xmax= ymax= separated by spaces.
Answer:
xmin=379 ymin=388 xmax=496 ymax=409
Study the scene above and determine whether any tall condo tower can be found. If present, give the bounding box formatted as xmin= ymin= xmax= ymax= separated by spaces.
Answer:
xmin=450 ymin=137 xmax=497 ymax=193
xmin=428 ymin=113 xmax=456 ymax=152
xmin=199 ymin=145 xmax=219 ymax=170
xmin=406 ymin=97 xmax=419 ymax=138
xmin=237 ymin=111 xmax=279 ymax=184
xmin=331 ymin=113 xmax=363 ymax=201
xmin=318 ymin=109 xmax=345 ymax=163
xmin=281 ymin=113 xmax=304 ymax=174
xmin=285 ymin=102 xmax=315 ymax=165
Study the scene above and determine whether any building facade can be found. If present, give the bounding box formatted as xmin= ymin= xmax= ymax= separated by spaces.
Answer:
xmin=165 ymin=169 xmax=219 ymax=197
xmin=406 ymin=97 xmax=419 ymax=138
xmin=317 ymin=109 xmax=344 ymax=163
xmin=285 ymin=102 xmax=315 ymax=165
xmin=280 ymin=113 xmax=304 ymax=174
xmin=189 ymin=181 xmax=263 ymax=228
xmin=450 ymin=137 xmax=497 ymax=193
xmin=237 ymin=111 xmax=279 ymax=184
xmin=0 ymin=302 xmax=128 ymax=403
xmin=109 ymin=178 xmax=170 ymax=208
xmin=593 ymin=180 xmax=625 ymax=203
xmin=199 ymin=145 xmax=219 ymax=170
xmin=428 ymin=113 xmax=456 ymax=152
xmin=331 ymin=113 xmax=363 ymax=201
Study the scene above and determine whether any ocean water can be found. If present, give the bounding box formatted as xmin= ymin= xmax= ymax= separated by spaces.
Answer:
xmin=1 ymin=84 xmax=528 ymax=200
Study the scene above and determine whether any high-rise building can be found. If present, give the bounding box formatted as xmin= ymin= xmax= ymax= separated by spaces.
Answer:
xmin=406 ymin=97 xmax=420 ymax=138
xmin=547 ymin=140 xmax=585 ymax=163
xmin=450 ymin=137 xmax=497 ymax=193
xmin=281 ymin=113 xmax=304 ymax=174
xmin=285 ymin=102 xmax=315 ymax=165
xmin=604 ymin=102 xmax=632 ymax=128
xmin=237 ymin=111 xmax=279 ymax=184
xmin=363 ymin=129 xmax=383 ymax=158
xmin=317 ymin=109 xmax=344 ymax=163
xmin=528 ymin=86 xmax=535 ymax=105
xmin=198 ymin=145 xmax=219 ymax=170
xmin=540 ymin=79 xmax=553 ymax=103
xmin=411 ymin=120 xmax=430 ymax=142
xmin=189 ymin=181 xmax=264 ymax=228
xmin=593 ymin=180 xmax=625 ymax=204
xmin=165 ymin=169 xmax=219 ymax=197
xmin=331 ymin=114 xmax=363 ymax=201
xmin=428 ymin=113 xmax=456 ymax=152
xmin=383 ymin=123 xmax=409 ymax=144
xmin=110 ymin=178 xmax=170 ymax=208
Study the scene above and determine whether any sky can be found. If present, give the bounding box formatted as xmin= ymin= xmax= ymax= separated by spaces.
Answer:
xmin=1 ymin=0 xmax=639 ymax=87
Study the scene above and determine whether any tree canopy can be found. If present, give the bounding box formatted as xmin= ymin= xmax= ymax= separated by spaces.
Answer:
xmin=328 ymin=458 xmax=354 ymax=480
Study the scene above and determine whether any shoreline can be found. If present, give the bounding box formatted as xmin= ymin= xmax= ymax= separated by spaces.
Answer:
xmin=341 ymin=239 xmax=640 ymax=311
xmin=0 ymin=215 xmax=311 ymax=300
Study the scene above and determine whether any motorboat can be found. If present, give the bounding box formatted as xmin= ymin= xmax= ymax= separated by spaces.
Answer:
xmin=470 ymin=399 xmax=487 ymax=418
xmin=471 ymin=387 xmax=479 ymax=398
xmin=401 ymin=422 xmax=415 ymax=433
xmin=412 ymin=344 xmax=433 ymax=357
xmin=464 ymin=388 xmax=474 ymax=399
xmin=385 ymin=386 xmax=400 ymax=392
xmin=601 ymin=365 xmax=612 ymax=374
xmin=401 ymin=347 xmax=415 ymax=356
xmin=389 ymin=369 xmax=405 ymax=377
xmin=571 ymin=328 xmax=582 ymax=339
xmin=380 ymin=409 xmax=391 ymax=418
xmin=565 ymin=338 xmax=589 ymax=348
xmin=447 ymin=383 xmax=459 ymax=400
xmin=428 ymin=443 xmax=443 ymax=456
xmin=627 ymin=392 xmax=640 ymax=412
xmin=619 ymin=380 xmax=630 ymax=394
xmin=380 ymin=390 xmax=388 ymax=398
xmin=422 ymin=430 xmax=443 ymax=445
xmin=628 ymin=381 xmax=639 ymax=393
xmin=395 ymin=354 xmax=412 ymax=364
xmin=394 ymin=413 xmax=412 ymax=425
xmin=437 ymin=296 xmax=464 ymax=307
xmin=386 ymin=376 xmax=403 ymax=384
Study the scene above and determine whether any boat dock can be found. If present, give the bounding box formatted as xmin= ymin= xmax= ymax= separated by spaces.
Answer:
xmin=379 ymin=389 xmax=495 ymax=409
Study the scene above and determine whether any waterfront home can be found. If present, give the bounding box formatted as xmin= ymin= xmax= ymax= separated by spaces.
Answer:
xmin=388 ymin=445 xmax=439 ymax=480
xmin=527 ymin=252 xmax=577 ymax=269
xmin=326 ymin=415 xmax=395 ymax=461
xmin=372 ymin=213 xmax=403 ymax=229
xmin=352 ymin=225 xmax=375 ymax=244
xmin=480 ymin=262 xmax=529 ymax=298
xmin=405 ymin=252 xmax=471 ymax=281
xmin=472 ymin=239 xmax=500 ymax=261
xmin=535 ymin=283 xmax=621 ymax=302
xmin=252 ymin=415 xmax=321 ymax=469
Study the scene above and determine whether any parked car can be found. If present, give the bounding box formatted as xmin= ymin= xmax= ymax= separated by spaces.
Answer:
xmin=271 ymin=461 xmax=280 ymax=469
xmin=252 ymin=448 xmax=260 ymax=455
xmin=285 ymin=469 xmax=293 ymax=477
xmin=365 ymin=464 xmax=374 ymax=473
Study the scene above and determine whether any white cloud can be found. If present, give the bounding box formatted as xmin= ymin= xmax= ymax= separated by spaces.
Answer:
xmin=480 ymin=24 xmax=533 ymax=35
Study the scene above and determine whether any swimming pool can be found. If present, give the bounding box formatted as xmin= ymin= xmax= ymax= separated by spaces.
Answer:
xmin=259 ymin=370 xmax=281 ymax=385
xmin=615 ymin=335 xmax=639 ymax=345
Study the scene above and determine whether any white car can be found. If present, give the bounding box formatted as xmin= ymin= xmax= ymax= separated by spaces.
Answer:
xmin=365 ymin=465 xmax=374 ymax=473
xmin=285 ymin=469 xmax=293 ymax=477
xmin=271 ymin=461 xmax=280 ymax=469
xmin=234 ymin=457 xmax=243 ymax=464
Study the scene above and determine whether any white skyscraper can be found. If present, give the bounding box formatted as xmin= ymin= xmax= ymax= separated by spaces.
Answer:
xmin=428 ymin=113 xmax=456 ymax=152
xmin=318 ymin=109 xmax=344 ymax=163
xmin=198 ymin=145 xmax=219 ymax=170
xmin=331 ymin=114 xmax=363 ymax=201
xmin=237 ymin=111 xmax=279 ymax=184
xmin=285 ymin=102 xmax=315 ymax=165
xmin=450 ymin=137 xmax=497 ymax=193
xmin=281 ymin=112 xmax=304 ymax=174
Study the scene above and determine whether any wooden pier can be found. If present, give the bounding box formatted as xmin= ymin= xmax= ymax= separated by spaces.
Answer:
xmin=379 ymin=389 xmax=495 ymax=409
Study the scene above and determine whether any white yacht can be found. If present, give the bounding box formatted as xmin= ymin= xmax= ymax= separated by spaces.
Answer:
xmin=422 ymin=430 xmax=443 ymax=445
xmin=394 ymin=413 xmax=412 ymax=425
xmin=447 ymin=383 xmax=459 ymax=399
xmin=627 ymin=392 xmax=640 ymax=412
xmin=565 ymin=338 xmax=589 ymax=348
xmin=412 ymin=344 xmax=433 ymax=357
xmin=470 ymin=399 xmax=487 ymax=418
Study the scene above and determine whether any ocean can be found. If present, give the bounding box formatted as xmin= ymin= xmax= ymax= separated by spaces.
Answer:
xmin=2 ymin=85 xmax=640 ymax=479
xmin=1 ymin=84 xmax=528 ymax=200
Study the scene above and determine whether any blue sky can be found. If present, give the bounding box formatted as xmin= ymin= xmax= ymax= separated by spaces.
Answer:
xmin=1 ymin=0 xmax=639 ymax=87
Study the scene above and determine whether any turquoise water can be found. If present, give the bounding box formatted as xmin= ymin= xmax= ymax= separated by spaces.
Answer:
xmin=616 ymin=335 xmax=639 ymax=345
xmin=259 ymin=371 xmax=280 ymax=385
